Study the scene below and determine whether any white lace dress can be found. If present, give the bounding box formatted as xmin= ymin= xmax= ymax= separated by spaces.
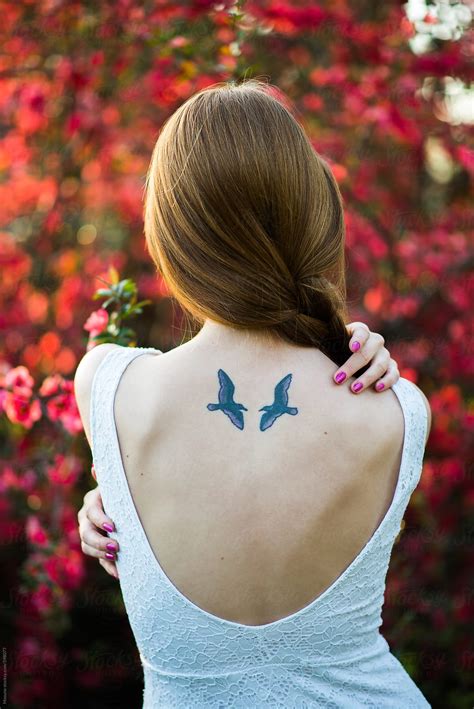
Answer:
xmin=91 ymin=346 xmax=431 ymax=708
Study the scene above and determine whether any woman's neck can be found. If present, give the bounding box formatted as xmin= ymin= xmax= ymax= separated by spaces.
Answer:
xmin=192 ymin=318 xmax=291 ymax=351
xmin=179 ymin=317 xmax=324 ymax=368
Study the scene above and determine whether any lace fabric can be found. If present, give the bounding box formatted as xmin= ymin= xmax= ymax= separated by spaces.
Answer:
xmin=90 ymin=345 xmax=431 ymax=708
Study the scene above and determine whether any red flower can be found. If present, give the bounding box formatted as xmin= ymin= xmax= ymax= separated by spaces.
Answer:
xmin=47 ymin=454 xmax=81 ymax=487
xmin=44 ymin=556 xmax=62 ymax=585
xmin=45 ymin=387 xmax=83 ymax=435
xmin=4 ymin=392 xmax=42 ymax=428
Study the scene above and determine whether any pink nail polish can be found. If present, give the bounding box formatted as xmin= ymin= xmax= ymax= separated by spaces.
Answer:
xmin=103 ymin=523 xmax=114 ymax=533
xmin=106 ymin=542 xmax=117 ymax=552
xmin=352 ymin=382 xmax=363 ymax=392
xmin=335 ymin=371 xmax=346 ymax=383
xmin=351 ymin=341 xmax=360 ymax=352
xmin=105 ymin=552 xmax=116 ymax=560
xmin=376 ymin=382 xmax=385 ymax=391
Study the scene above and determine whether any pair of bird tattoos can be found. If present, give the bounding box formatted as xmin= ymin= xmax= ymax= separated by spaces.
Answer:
xmin=207 ymin=369 xmax=298 ymax=432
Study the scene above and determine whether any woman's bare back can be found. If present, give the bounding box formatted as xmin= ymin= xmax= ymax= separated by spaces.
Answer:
xmin=114 ymin=332 xmax=409 ymax=626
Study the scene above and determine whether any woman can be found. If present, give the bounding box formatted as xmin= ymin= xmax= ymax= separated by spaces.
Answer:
xmin=75 ymin=79 xmax=431 ymax=707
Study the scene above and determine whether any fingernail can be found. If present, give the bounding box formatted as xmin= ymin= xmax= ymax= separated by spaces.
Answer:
xmin=105 ymin=552 xmax=116 ymax=560
xmin=106 ymin=542 xmax=117 ymax=552
xmin=103 ymin=523 xmax=114 ymax=533
xmin=376 ymin=382 xmax=385 ymax=391
xmin=335 ymin=371 xmax=346 ymax=383
xmin=351 ymin=341 xmax=360 ymax=352
xmin=352 ymin=382 xmax=363 ymax=392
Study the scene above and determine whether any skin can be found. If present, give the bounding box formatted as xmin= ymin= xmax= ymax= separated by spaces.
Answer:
xmin=76 ymin=320 xmax=401 ymax=581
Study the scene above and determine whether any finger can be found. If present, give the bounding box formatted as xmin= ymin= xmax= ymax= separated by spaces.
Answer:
xmin=82 ymin=487 xmax=116 ymax=535
xmin=99 ymin=557 xmax=120 ymax=580
xmin=348 ymin=347 xmax=393 ymax=394
xmin=334 ymin=334 xmax=384 ymax=385
xmin=77 ymin=486 xmax=103 ymax=522
xmin=80 ymin=521 xmax=120 ymax=554
xmin=372 ymin=358 xmax=400 ymax=393
xmin=81 ymin=539 xmax=118 ymax=562
xmin=345 ymin=322 xmax=371 ymax=353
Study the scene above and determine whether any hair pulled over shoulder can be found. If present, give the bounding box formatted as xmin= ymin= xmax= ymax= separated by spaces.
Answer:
xmin=143 ymin=78 xmax=352 ymax=365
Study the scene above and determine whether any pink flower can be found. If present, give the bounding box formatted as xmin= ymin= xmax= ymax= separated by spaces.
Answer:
xmin=1 ymin=465 xmax=16 ymax=486
xmin=39 ymin=376 xmax=82 ymax=434
xmin=456 ymin=145 xmax=474 ymax=176
xmin=0 ymin=465 xmax=22 ymax=492
xmin=4 ymin=365 xmax=34 ymax=397
xmin=1 ymin=365 xmax=41 ymax=428
xmin=170 ymin=36 xmax=188 ymax=48
xmin=83 ymin=307 xmax=109 ymax=339
xmin=39 ymin=373 xmax=64 ymax=397
xmin=30 ymin=583 xmax=54 ymax=613
xmin=25 ymin=515 xmax=50 ymax=547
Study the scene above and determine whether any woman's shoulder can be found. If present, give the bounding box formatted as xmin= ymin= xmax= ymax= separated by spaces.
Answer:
xmin=75 ymin=342 xmax=121 ymax=381
xmin=74 ymin=343 xmax=122 ymax=449
xmin=393 ymin=377 xmax=432 ymax=445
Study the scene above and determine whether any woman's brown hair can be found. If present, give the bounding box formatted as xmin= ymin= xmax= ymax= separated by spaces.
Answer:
xmin=143 ymin=78 xmax=352 ymax=366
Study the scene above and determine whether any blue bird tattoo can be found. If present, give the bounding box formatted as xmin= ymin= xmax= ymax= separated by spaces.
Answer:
xmin=207 ymin=369 xmax=248 ymax=430
xmin=259 ymin=373 xmax=299 ymax=431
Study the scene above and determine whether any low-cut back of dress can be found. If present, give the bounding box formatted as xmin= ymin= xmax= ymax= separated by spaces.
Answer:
xmin=90 ymin=345 xmax=431 ymax=708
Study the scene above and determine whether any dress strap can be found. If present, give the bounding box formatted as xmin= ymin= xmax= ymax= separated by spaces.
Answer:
xmin=90 ymin=345 xmax=161 ymax=487
xmin=391 ymin=377 xmax=429 ymax=495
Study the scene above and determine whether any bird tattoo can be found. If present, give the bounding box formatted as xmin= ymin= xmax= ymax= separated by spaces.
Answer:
xmin=258 ymin=373 xmax=299 ymax=431
xmin=207 ymin=369 xmax=248 ymax=430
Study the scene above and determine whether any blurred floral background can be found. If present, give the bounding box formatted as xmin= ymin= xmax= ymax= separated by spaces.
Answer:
xmin=0 ymin=1 xmax=472 ymax=707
